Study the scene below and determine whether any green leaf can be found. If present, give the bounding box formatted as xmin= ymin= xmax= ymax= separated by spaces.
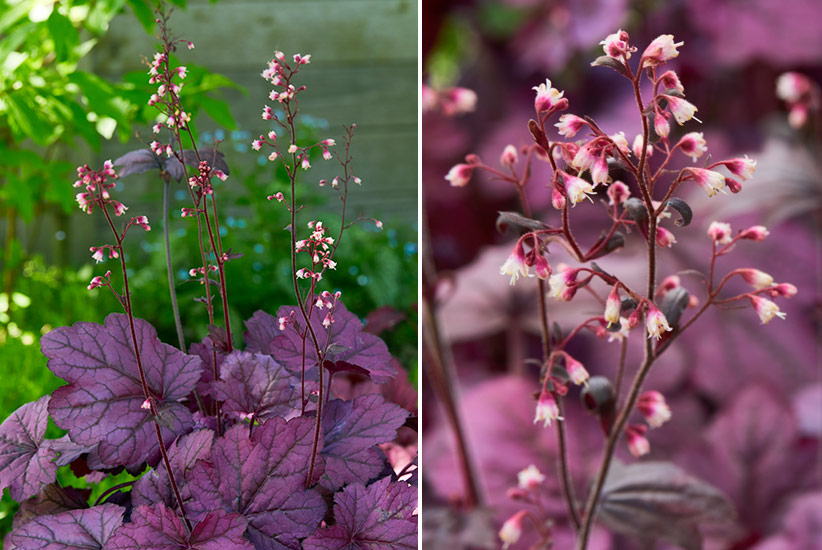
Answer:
xmin=125 ymin=0 xmax=155 ymax=33
xmin=66 ymin=99 xmax=103 ymax=149
xmin=68 ymin=70 xmax=132 ymax=131
xmin=197 ymin=94 xmax=237 ymax=130
xmin=0 ymin=172 xmax=36 ymax=221
xmin=47 ymin=11 xmax=79 ymax=62
xmin=4 ymin=90 xmax=58 ymax=146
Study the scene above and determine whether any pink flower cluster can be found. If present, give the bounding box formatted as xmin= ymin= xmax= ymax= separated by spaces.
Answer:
xmin=73 ymin=161 xmax=126 ymax=216
xmin=294 ymin=220 xmax=337 ymax=281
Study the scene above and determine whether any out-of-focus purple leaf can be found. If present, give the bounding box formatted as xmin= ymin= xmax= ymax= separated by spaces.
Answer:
xmin=259 ymin=302 xmax=397 ymax=383
xmin=320 ymin=394 xmax=409 ymax=491
xmin=214 ymin=351 xmax=300 ymax=421
xmin=6 ymin=504 xmax=124 ymax=549
xmin=303 ymin=477 xmax=417 ymax=550
xmin=363 ymin=306 xmax=406 ymax=336
xmin=750 ymin=493 xmax=822 ymax=550
xmin=0 ymin=396 xmax=57 ymax=501
xmin=132 ymin=429 xmax=214 ymax=509
xmin=421 ymin=507 xmax=497 ymax=550
xmin=793 ymin=384 xmax=822 ymax=438
xmin=495 ymin=211 xmax=551 ymax=233
xmin=185 ymin=417 xmax=325 ymax=550
xmin=107 ymin=503 xmax=252 ymax=550
xmin=323 ymin=360 xmax=371 ymax=377
xmin=41 ymin=313 xmax=202 ymax=470
xmin=12 ymin=484 xmax=89 ymax=531
xmin=660 ymin=286 xmax=690 ymax=328
xmin=113 ymin=149 xmax=164 ymax=179
xmin=182 ymin=149 xmax=230 ymax=175
xmin=599 ymin=460 xmax=735 ymax=550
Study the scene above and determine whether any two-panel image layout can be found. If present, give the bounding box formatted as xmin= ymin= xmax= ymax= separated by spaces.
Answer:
xmin=0 ymin=0 xmax=820 ymax=549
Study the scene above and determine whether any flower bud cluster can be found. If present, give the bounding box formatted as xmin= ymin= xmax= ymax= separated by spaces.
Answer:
xmin=74 ymin=161 xmax=127 ymax=216
xmin=294 ymin=220 xmax=337 ymax=281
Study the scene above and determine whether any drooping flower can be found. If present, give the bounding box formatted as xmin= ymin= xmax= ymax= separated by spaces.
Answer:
xmin=517 ymin=465 xmax=545 ymax=490
xmin=532 ymin=253 xmax=552 ymax=280
xmin=739 ymin=225 xmax=769 ymax=241
xmin=548 ymin=266 xmax=581 ymax=300
xmin=591 ymin=154 xmax=610 ymax=187
xmin=770 ymin=283 xmax=797 ymax=298
xmin=686 ymin=168 xmax=725 ymax=197
xmin=718 ymin=156 xmax=756 ymax=181
xmin=655 ymin=226 xmax=677 ymax=248
xmin=658 ymin=70 xmax=684 ymax=93
xmin=532 ymin=79 xmax=564 ymax=112
xmin=600 ymin=29 xmax=635 ymax=59
xmin=646 ymin=302 xmax=673 ymax=339
xmin=708 ymin=221 xmax=733 ymax=244
xmin=662 ymin=95 xmax=699 ymax=125
xmin=626 ymin=424 xmax=650 ymax=457
xmin=749 ymin=295 xmax=787 ymax=323
xmin=637 ymin=391 xmax=671 ymax=428
xmin=653 ymin=111 xmax=670 ymax=138
xmin=500 ymin=145 xmax=518 ymax=167
xmin=607 ymin=180 xmax=630 ymax=206
xmin=678 ymin=132 xmax=707 ymax=161
xmin=500 ymin=241 xmax=530 ymax=285
xmin=632 ymin=135 xmax=653 ymax=159
xmin=562 ymin=353 xmax=590 ymax=386
xmin=604 ymin=284 xmax=621 ymax=327
xmin=561 ymin=171 xmax=597 ymax=205
xmin=534 ymin=390 xmax=561 ymax=428
xmin=738 ymin=268 xmax=774 ymax=289
xmin=641 ymin=35 xmax=683 ymax=67
xmin=499 ymin=510 xmax=528 ymax=550
xmin=555 ymin=114 xmax=586 ymax=137
xmin=445 ymin=163 xmax=475 ymax=187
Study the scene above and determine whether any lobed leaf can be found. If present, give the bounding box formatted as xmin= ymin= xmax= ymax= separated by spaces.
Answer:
xmin=250 ymin=302 xmax=397 ymax=383
xmin=41 ymin=313 xmax=202 ymax=470
xmin=320 ymin=394 xmax=409 ymax=491
xmin=214 ymin=351 xmax=300 ymax=421
xmin=107 ymin=503 xmax=252 ymax=550
xmin=303 ymin=477 xmax=417 ymax=550
xmin=185 ymin=417 xmax=325 ymax=550
xmin=6 ymin=504 xmax=124 ymax=550
xmin=0 ymin=396 xmax=58 ymax=501
xmin=12 ymin=484 xmax=89 ymax=532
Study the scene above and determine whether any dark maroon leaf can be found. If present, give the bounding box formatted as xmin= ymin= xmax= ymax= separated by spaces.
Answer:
xmin=132 ymin=429 xmax=214 ymax=509
xmin=665 ymin=197 xmax=693 ymax=227
xmin=323 ymin=360 xmax=371 ymax=377
xmin=214 ymin=351 xmax=300 ymax=421
xmin=320 ymin=394 xmax=409 ymax=491
xmin=182 ymin=149 xmax=230 ymax=175
xmin=0 ymin=396 xmax=58 ymax=501
xmin=41 ymin=313 xmax=202 ymax=470
xmin=6 ymin=504 xmax=124 ymax=550
xmin=623 ymin=197 xmax=648 ymax=225
xmin=750 ymin=493 xmax=822 ymax=550
xmin=113 ymin=149 xmax=165 ymax=179
xmin=107 ymin=503 xmax=252 ymax=550
xmin=12 ymin=484 xmax=89 ymax=531
xmin=185 ymin=417 xmax=325 ymax=550
xmin=303 ymin=477 xmax=417 ymax=550
xmin=599 ymin=460 xmax=735 ymax=550
xmin=495 ymin=211 xmax=550 ymax=233
xmin=661 ymin=287 xmax=690 ymax=328
xmin=527 ymin=119 xmax=550 ymax=154
xmin=590 ymin=55 xmax=632 ymax=78
xmin=43 ymin=435 xmax=97 ymax=467
xmin=363 ymin=306 xmax=406 ymax=336
xmin=264 ymin=302 xmax=397 ymax=383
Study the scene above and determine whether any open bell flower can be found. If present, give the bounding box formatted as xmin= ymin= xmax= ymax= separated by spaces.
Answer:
xmin=641 ymin=35 xmax=683 ymax=67
xmin=534 ymin=390 xmax=561 ymax=428
xmin=532 ymin=79 xmax=564 ymax=112
xmin=749 ymin=295 xmax=786 ymax=323
xmin=637 ymin=391 xmax=672 ymax=428
xmin=445 ymin=163 xmax=475 ymax=187
xmin=646 ymin=302 xmax=673 ymax=339
xmin=626 ymin=424 xmax=650 ymax=457
xmin=500 ymin=241 xmax=530 ymax=285
xmin=499 ymin=510 xmax=528 ymax=550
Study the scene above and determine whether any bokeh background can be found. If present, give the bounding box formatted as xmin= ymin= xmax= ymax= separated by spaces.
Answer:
xmin=0 ymin=0 xmax=417 ymax=539
xmin=422 ymin=1 xmax=821 ymax=549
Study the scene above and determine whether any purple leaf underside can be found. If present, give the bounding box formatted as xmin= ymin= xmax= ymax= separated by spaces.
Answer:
xmin=0 ymin=396 xmax=57 ymax=501
xmin=245 ymin=301 xmax=397 ymax=383
xmin=41 ymin=313 xmax=202 ymax=470
xmin=185 ymin=417 xmax=326 ymax=550
xmin=7 ymin=504 xmax=124 ymax=550
xmin=320 ymin=394 xmax=409 ymax=491
xmin=107 ymin=503 xmax=252 ymax=550
xmin=215 ymin=351 xmax=300 ymax=421
xmin=303 ymin=477 xmax=417 ymax=550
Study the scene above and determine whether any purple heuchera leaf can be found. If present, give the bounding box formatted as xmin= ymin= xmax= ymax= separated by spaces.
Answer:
xmin=12 ymin=484 xmax=89 ymax=532
xmin=303 ymin=477 xmax=417 ymax=550
xmin=132 ymin=429 xmax=214 ymax=509
xmin=246 ymin=301 xmax=397 ymax=383
xmin=189 ymin=336 xmax=228 ymax=398
xmin=214 ymin=351 xmax=300 ymax=421
xmin=320 ymin=394 xmax=409 ymax=491
xmin=41 ymin=313 xmax=202 ymax=470
xmin=0 ymin=396 xmax=58 ymax=501
xmin=185 ymin=417 xmax=325 ymax=550
xmin=43 ymin=435 xmax=98 ymax=467
xmin=6 ymin=504 xmax=123 ymax=550
xmin=107 ymin=503 xmax=252 ymax=550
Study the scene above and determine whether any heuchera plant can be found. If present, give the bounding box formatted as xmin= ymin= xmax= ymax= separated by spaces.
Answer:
xmin=0 ymin=12 xmax=417 ymax=550
xmin=444 ymin=31 xmax=796 ymax=549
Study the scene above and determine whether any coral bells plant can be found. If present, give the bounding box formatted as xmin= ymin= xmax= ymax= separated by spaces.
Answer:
xmin=0 ymin=13 xmax=416 ymax=550
xmin=444 ymin=31 xmax=795 ymax=549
